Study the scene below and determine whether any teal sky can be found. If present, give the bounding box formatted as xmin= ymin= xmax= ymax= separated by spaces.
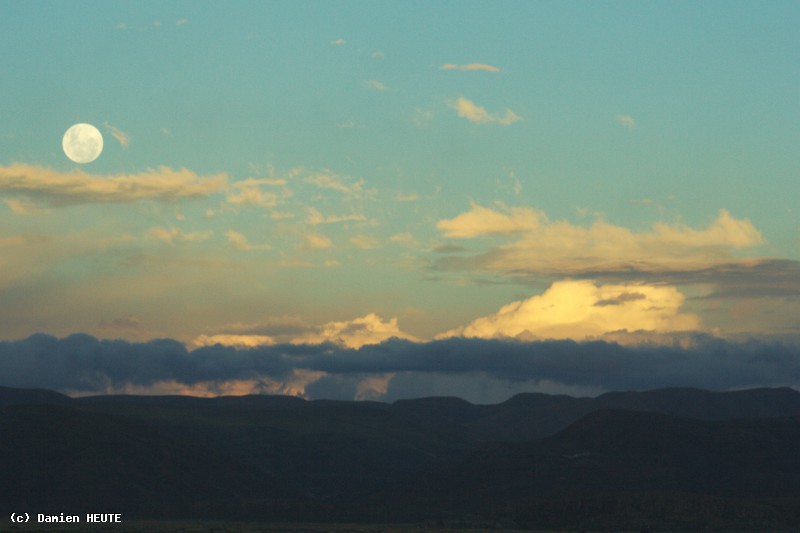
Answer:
xmin=1 ymin=1 xmax=798 ymax=354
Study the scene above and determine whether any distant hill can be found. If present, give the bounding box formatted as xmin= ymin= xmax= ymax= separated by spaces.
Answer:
xmin=3 ymin=385 xmax=800 ymax=528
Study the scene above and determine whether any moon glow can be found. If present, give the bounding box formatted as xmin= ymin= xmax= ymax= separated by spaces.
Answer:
xmin=62 ymin=123 xmax=103 ymax=163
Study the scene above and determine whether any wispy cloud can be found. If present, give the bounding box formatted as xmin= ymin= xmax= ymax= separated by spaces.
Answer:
xmin=350 ymin=234 xmax=381 ymax=249
xmin=176 ymin=18 xmax=189 ymax=26
xmin=147 ymin=226 xmax=213 ymax=245
xmin=226 ymin=230 xmax=271 ymax=251
xmin=362 ymin=80 xmax=394 ymax=92
xmin=227 ymin=177 xmax=290 ymax=208
xmin=331 ymin=38 xmax=346 ymax=45
xmin=303 ymin=233 xmax=334 ymax=249
xmin=395 ymin=192 xmax=419 ymax=202
xmin=449 ymin=97 xmax=521 ymax=125
xmin=104 ymin=122 xmax=130 ymax=147
xmin=440 ymin=63 xmax=501 ymax=72
xmin=0 ymin=164 xmax=227 ymax=207
xmin=306 ymin=207 xmax=366 ymax=225
xmin=616 ymin=114 xmax=637 ymax=128
xmin=304 ymin=170 xmax=368 ymax=199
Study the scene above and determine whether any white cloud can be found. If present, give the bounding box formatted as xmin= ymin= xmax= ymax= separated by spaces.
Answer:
xmin=437 ymin=201 xmax=544 ymax=238
xmin=438 ymin=280 xmax=700 ymax=341
xmin=616 ymin=114 xmax=637 ymax=128
xmin=176 ymin=18 xmax=189 ymax=26
xmin=449 ymin=97 xmax=521 ymax=125
xmin=291 ymin=313 xmax=418 ymax=349
xmin=0 ymin=164 xmax=227 ymax=207
xmin=440 ymin=63 xmax=501 ymax=72
xmin=331 ymin=38 xmax=346 ymax=45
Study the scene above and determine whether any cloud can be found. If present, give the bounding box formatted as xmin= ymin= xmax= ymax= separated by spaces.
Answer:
xmin=3 ymin=333 xmax=800 ymax=402
xmin=147 ymin=226 xmax=213 ymax=245
xmin=395 ymin=192 xmax=419 ymax=202
xmin=176 ymin=18 xmax=189 ymax=26
xmin=306 ymin=207 xmax=366 ymax=225
xmin=616 ymin=114 xmax=636 ymax=128
xmin=363 ymin=80 xmax=393 ymax=92
xmin=290 ymin=313 xmax=418 ymax=349
xmin=331 ymin=38 xmax=346 ymax=45
xmin=226 ymin=230 xmax=271 ymax=251
xmin=104 ymin=122 xmax=130 ymax=147
xmin=192 ymin=334 xmax=275 ymax=349
xmin=438 ymin=280 xmax=700 ymax=341
xmin=440 ymin=63 xmax=501 ymax=72
xmin=304 ymin=170 xmax=367 ymax=199
xmin=0 ymin=164 xmax=228 ymax=207
xmin=437 ymin=201 xmax=543 ymax=238
xmin=113 ymin=22 xmax=127 ymax=30
xmin=436 ymin=204 xmax=764 ymax=275
xmin=350 ymin=234 xmax=381 ymax=249
xmin=303 ymin=233 xmax=334 ymax=249
xmin=449 ymin=97 xmax=521 ymax=125
xmin=227 ymin=177 xmax=290 ymax=208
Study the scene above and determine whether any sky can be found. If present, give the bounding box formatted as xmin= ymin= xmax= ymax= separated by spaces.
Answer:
xmin=1 ymin=1 xmax=799 ymax=402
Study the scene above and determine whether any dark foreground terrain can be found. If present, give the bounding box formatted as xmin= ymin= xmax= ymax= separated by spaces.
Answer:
xmin=3 ymin=385 xmax=800 ymax=531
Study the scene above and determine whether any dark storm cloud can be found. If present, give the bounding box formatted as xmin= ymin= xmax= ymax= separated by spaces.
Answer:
xmin=2 ymin=333 xmax=800 ymax=395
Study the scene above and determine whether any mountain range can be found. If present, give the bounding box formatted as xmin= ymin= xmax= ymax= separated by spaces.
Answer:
xmin=3 ymin=385 xmax=800 ymax=530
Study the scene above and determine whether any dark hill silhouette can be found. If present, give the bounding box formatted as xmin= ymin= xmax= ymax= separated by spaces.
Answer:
xmin=3 ymin=385 xmax=800 ymax=528
xmin=0 ymin=385 xmax=73 ymax=406
xmin=397 ymin=409 xmax=800 ymax=529
xmin=0 ymin=404 xmax=291 ymax=517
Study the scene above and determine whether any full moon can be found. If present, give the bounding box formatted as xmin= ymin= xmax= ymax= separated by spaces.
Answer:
xmin=62 ymin=123 xmax=103 ymax=164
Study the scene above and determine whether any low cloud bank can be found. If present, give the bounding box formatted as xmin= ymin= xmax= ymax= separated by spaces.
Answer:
xmin=1 ymin=333 xmax=799 ymax=401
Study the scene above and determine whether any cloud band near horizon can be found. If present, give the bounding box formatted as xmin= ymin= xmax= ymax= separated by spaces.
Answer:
xmin=1 ymin=333 xmax=799 ymax=402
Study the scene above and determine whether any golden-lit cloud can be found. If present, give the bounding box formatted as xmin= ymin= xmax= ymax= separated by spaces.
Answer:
xmin=191 ymin=333 xmax=275 ymax=348
xmin=227 ymin=177 xmax=290 ymax=208
xmin=449 ymin=97 xmax=521 ymax=125
xmin=440 ymin=63 xmax=501 ymax=72
xmin=303 ymin=233 xmax=334 ymax=249
xmin=291 ymin=313 xmax=418 ymax=349
xmin=350 ymin=234 xmax=381 ymax=249
xmin=226 ymin=230 xmax=271 ymax=251
xmin=0 ymin=164 xmax=227 ymax=207
xmin=438 ymin=280 xmax=700 ymax=341
xmin=437 ymin=201 xmax=543 ymax=238
xmin=437 ymin=204 xmax=763 ymax=274
xmin=147 ymin=226 xmax=213 ymax=245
